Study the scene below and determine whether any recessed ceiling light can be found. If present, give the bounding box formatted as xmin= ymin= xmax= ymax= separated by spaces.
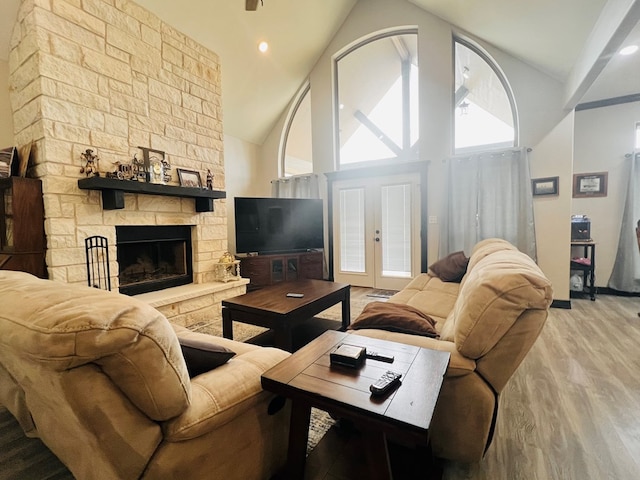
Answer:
xmin=619 ymin=45 xmax=638 ymax=56
xmin=258 ymin=41 xmax=269 ymax=53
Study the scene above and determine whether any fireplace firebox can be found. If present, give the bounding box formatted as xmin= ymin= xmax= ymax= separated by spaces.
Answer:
xmin=116 ymin=225 xmax=193 ymax=295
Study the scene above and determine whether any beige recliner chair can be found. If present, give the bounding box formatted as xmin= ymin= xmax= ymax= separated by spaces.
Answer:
xmin=0 ymin=270 xmax=290 ymax=479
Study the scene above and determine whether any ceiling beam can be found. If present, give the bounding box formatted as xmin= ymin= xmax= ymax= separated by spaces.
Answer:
xmin=564 ymin=0 xmax=640 ymax=109
xmin=246 ymin=0 xmax=259 ymax=11
xmin=353 ymin=110 xmax=403 ymax=156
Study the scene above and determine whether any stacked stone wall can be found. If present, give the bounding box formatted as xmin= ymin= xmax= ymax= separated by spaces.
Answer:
xmin=8 ymin=0 xmax=227 ymax=287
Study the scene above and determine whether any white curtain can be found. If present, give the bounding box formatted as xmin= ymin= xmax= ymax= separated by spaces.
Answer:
xmin=608 ymin=152 xmax=640 ymax=292
xmin=439 ymin=147 xmax=537 ymax=259
xmin=271 ymin=173 xmax=320 ymax=199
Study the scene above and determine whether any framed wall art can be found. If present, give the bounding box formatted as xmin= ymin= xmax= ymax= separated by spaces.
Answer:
xmin=178 ymin=169 xmax=202 ymax=188
xmin=532 ymin=176 xmax=559 ymax=196
xmin=573 ymin=172 xmax=608 ymax=198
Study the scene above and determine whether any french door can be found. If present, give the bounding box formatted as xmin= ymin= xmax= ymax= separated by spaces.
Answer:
xmin=332 ymin=174 xmax=421 ymax=290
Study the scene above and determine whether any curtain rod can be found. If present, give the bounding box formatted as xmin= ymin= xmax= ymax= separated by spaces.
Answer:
xmin=271 ymin=173 xmax=318 ymax=183
xmin=443 ymin=147 xmax=532 ymax=162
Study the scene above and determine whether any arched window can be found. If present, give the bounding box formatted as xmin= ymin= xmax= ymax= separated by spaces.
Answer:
xmin=454 ymin=38 xmax=517 ymax=153
xmin=335 ymin=30 xmax=418 ymax=169
xmin=281 ymin=83 xmax=312 ymax=177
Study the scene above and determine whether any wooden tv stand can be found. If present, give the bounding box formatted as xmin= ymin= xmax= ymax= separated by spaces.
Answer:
xmin=238 ymin=251 xmax=323 ymax=289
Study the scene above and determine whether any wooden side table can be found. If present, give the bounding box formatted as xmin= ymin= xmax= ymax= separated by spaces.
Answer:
xmin=261 ymin=330 xmax=450 ymax=479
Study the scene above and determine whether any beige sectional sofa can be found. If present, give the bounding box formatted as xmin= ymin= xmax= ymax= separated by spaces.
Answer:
xmin=349 ymin=238 xmax=553 ymax=462
xmin=0 ymin=271 xmax=290 ymax=479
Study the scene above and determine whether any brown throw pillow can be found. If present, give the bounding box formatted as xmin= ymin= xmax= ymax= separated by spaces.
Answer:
xmin=348 ymin=301 xmax=439 ymax=338
xmin=428 ymin=251 xmax=469 ymax=282
xmin=179 ymin=337 xmax=236 ymax=378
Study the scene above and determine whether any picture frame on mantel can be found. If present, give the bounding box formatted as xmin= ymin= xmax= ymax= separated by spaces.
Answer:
xmin=532 ymin=176 xmax=559 ymax=196
xmin=573 ymin=172 xmax=608 ymax=198
xmin=0 ymin=147 xmax=17 ymax=178
xmin=178 ymin=169 xmax=202 ymax=188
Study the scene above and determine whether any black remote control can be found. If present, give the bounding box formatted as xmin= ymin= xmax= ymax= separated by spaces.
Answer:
xmin=365 ymin=350 xmax=394 ymax=363
xmin=369 ymin=370 xmax=402 ymax=396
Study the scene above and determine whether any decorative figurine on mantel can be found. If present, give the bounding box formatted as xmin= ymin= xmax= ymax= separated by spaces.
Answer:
xmin=80 ymin=149 xmax=100 ymax=177
xmin=106 ymin=161 xmax=134 ymax=180
xmin=215 ymin=251 xmax=240 ymax=282
xmin=206 ymin=169 xmax=213 ymax=190
xmin=132 ymin=154 xmax=147 ymax=181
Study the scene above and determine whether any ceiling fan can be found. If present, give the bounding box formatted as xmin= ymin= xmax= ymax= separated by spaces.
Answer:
xmin=245 ymin=0 xmax=262 ymax=11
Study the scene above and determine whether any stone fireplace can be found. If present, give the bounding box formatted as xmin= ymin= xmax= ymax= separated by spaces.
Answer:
xmin=8 ymin=0 xmax=246 ymax=326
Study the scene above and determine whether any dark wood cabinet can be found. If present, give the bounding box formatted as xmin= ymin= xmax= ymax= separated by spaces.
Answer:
xmin=239 ymin=251 xmax=323 ymax=288
xmin=0 ymin=177 xmax=47 ymax=278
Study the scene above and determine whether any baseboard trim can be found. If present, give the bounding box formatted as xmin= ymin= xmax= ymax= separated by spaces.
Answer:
xmin=551 ymin=299 xmax=571 ymax=309
xmin=595 ymin=287 xmax=640 ymax=297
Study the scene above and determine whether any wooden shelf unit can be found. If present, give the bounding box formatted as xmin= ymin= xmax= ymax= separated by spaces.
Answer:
xmin=0 ymin=177 xmax=46 ymax=278
xmin=239 ymin=251 xmax=323 ymax=289
xmin=570 ymin=241 xmax=596 ymax=301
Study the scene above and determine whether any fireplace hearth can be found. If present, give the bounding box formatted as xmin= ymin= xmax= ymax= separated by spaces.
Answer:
xmin=116 ymin=226 xmax=193 ymax=295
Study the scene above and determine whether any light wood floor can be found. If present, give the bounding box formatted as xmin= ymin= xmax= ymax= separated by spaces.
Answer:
xmin=1 ymin=290 xmax=639 ymax=479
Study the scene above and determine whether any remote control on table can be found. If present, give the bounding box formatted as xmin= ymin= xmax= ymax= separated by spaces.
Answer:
xmin=286 ymin=293 xmax=304 ymax=298
xmin=369 ymin=370 xmax=402 ymax=396
xmin=365 ymin=350 xmax=394 ymax=363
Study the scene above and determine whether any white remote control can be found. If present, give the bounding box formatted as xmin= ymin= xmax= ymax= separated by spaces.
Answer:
xmin=369 ymin=370 xmax=402 ymax=396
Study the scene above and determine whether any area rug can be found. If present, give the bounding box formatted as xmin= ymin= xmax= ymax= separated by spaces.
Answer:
xmin=366 ymin=289 xmax=399 ymax=298
xmin=307 ymin=408 xmax=336 ymax=455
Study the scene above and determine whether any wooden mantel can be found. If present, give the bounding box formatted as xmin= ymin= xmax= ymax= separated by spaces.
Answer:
xmin=78 ymin=176 xmax=226 ymax=212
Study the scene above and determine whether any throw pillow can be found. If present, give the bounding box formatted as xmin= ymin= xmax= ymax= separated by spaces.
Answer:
xmin=428 ymin=251 xmax=469 ymax=282
xmin=348 ymin=301 xmax=439 ymax=338
xmin=179 ymin=337 xmax=236 ymax=378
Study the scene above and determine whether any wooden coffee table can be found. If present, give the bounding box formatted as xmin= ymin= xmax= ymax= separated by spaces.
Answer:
xmin=221 ymin=279 xmax=350 ymax=352
xmin=261 ymin=330 xmax=450 ymax=479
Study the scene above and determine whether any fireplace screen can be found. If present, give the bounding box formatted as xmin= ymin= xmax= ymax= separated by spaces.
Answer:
xmin=116 ymin=226 xmax=192 ymax=295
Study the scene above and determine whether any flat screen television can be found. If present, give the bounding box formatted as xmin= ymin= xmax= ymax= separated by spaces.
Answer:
xmin=234 ymin=197 xmax=324 ymax=255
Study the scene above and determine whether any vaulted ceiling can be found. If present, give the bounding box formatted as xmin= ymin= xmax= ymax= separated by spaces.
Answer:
xmin=1 ymin=0 xmax=639 ymax=145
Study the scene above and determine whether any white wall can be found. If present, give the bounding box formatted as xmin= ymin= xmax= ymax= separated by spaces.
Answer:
xmin=531 ymin=112 xmax=575 ymax=301
xmin=0 ymin=60 xmax=13 ymax=147
xmin=224 ymin=133 xmax=263 ymax=254
xmin=573 ymin=101 xmax=640 ymax=288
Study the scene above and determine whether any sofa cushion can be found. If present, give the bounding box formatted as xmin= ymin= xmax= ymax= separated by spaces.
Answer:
xmin=428 ymin=251 xmax=469 ymax=282
xmin=0 ymin=271 xmax=191 ymax=421
xmin=348 ymin=301 xmax=438 ymax=337
xmin=162 ymin=346 xmax=290 ymax=440
xmin=387 ymin=274 xmax=459 ymax=327
xmin=446 ymin=246 xmax=553 ymax=359
xmin=180 ymin=337 xmax=236 ymax=377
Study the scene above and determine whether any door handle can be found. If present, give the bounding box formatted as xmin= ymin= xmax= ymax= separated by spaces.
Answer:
xmin=375 ymin=237 xmax=380 ymax=242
